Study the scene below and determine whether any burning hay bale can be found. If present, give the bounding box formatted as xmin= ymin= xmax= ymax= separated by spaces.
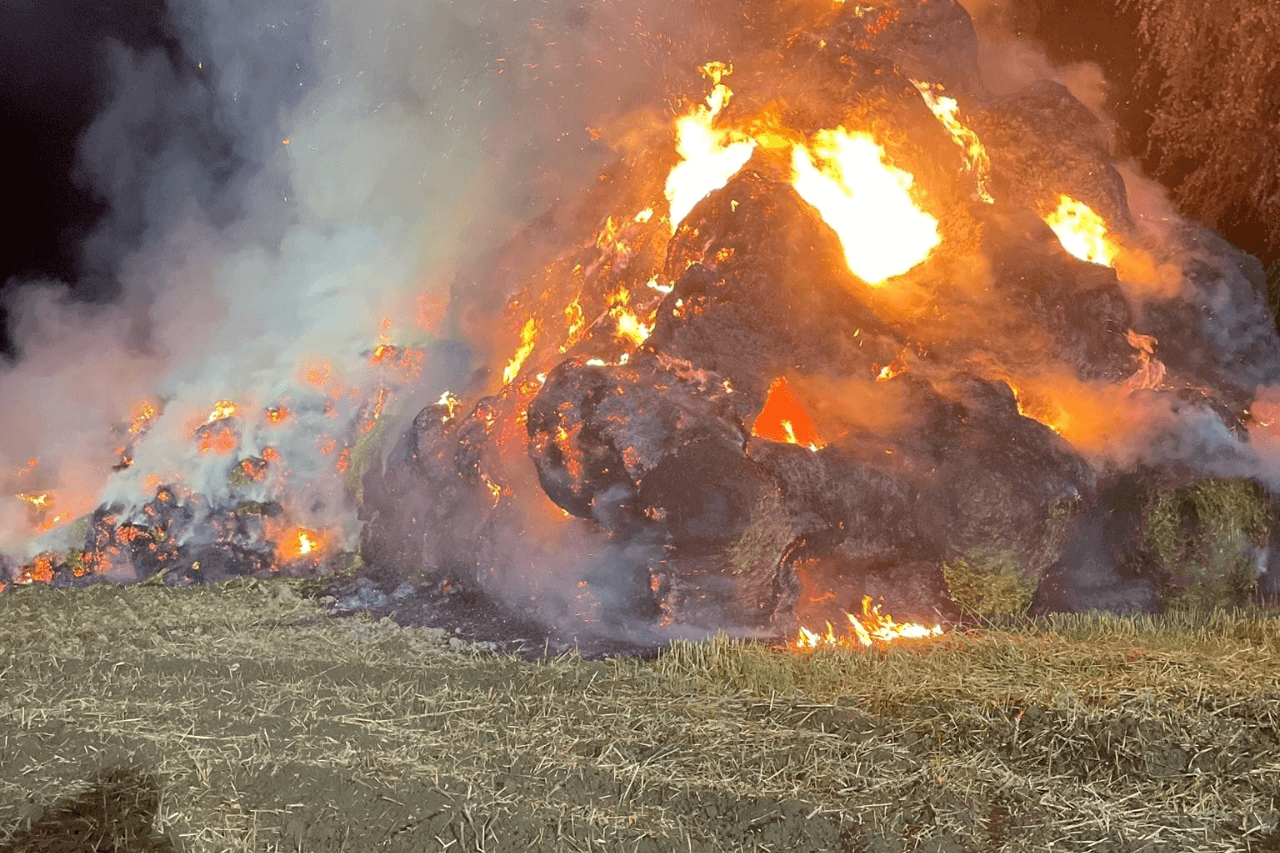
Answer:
xmin=347 ymin=0 xmax=1280 ymax=640
xmin=11 ymin=0 xmax=1280 ymax=653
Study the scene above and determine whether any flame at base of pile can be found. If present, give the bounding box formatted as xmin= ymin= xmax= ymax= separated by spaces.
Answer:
xmin=794 ymin=596 xmax=945 ymax=651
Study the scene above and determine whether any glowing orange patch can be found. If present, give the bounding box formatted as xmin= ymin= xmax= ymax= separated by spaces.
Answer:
xmin=751 ymin=376 xmax=826 ymax=449
xmin=277 ymin=527 xmax=326 ymax=561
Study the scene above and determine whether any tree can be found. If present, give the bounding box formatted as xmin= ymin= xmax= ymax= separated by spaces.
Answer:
xmin=1123 ymin=0 xmax=1280 ymax=262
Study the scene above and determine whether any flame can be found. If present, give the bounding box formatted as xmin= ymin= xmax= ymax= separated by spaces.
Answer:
xmin=482 ymin=474 xmax=504 ymax=507
xmin=1125 ymin=329 xmax=1167 ymax=392
xmin=793 ymin=595 xmax=943 ymax=650
xmin=18 ymin=554 xmax=56 ymax=586
xmin=129 ymin=401 xmax=159 ymax=436
xmin=875 ymin=349 xmax=910 ymax=382
xmin=438 ymin=390 xmax=460 ymax=423
xmin=614 ymin=310 xmax=653 ymax=347
xmin=266 ymin=406 xmax=290 ymax=425
xmin=16 ymin=492 xmax=51 ymax=510
xmin=1005 ymin=380 xmax=1065 ymax=434
xmin=197 ymin=427 xmax=239 ymax=456
xmin=203 ymin=400 xmax=238 ymax=425
xmin=664 ymin=61 xmax=757 ymax=229
xmin=304 ymin=362 xmax=333 ymax=388
xmin=503 ymin=318 xmax=539 ymax=385
xmin=563 ymin=299 xmax=585 ymax=345
xmin=277 ymin=526 xmax=326 ymax=561
xmin=1043 ymin=194 xmax=1119 ymax=267
xmin=752 ymin=376 xmax=826 ymax=449
xmin=911 ymin=80 xmax=993 ymax=204
xmin=791 ymin=128 xmax=941 ymax=284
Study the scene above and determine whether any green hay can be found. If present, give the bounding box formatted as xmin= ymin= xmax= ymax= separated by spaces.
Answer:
xmin=940 ymin=549 xmax=1036 ymax=618
xmin=345 ymin=416 xmax=394 ymax=505
xmin=1141 ymin=477 xmax=1271 ymax=609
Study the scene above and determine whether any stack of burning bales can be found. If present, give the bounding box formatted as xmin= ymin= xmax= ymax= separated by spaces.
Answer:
xmin=8 ymin=0 xmax=1280 ymax=647
xmin=359 ymin=0 xmax=1280 ymax=639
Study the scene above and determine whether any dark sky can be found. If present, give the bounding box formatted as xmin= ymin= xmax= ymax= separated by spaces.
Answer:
xmin=1 ymin=0 xmax=174 ymax=352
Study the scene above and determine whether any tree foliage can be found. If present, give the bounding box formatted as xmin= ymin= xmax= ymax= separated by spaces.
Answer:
xmin=1123 ymin=0 xmax=1280 ymax=257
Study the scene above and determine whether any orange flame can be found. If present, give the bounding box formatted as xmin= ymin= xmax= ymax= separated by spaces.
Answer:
xmin=16 ymin=492 xmax=51 ymax=510
xmin=503 ymin=318 xmax=539 ymax=385
xmin=911 ymin=80 xmax=993 ymax=204
xmin=197 ymin=427 xmax=238 ymax=456
xmin=1125 ymin=330 xmax=1167 ymax=392
xmin=664 ymin=61 xmax=757 ymax=229
xmin=203 ymin=400 xmax=238 ymax=425
xmin=791 ymin=128 xmax=940 ymax=284
xmin=1043 ymin=194 xmax=1119 ymax=267
xmin=752 ymin=376 xmax=826 ymax=450
xmin=1005 ymin=380 xmax=1066 ymax=435
xmin=794 ymin=596 xmax=943 ymax=650
xmin=129 ymin=401 xmax=159 ymax=436
xmin=277 ymin=526 xmax=327 ymax=561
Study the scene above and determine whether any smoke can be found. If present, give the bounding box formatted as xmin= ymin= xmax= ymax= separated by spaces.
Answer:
xmin=0 ymin=0 xmax=730 ymax=555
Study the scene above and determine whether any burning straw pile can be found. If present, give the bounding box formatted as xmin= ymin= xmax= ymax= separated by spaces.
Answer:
xmin=6 ymin=0 xmax=1280 ymax=650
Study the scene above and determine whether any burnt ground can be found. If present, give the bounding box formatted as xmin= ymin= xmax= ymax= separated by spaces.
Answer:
xmin=318 ymin=573 xmax=683 ymax=660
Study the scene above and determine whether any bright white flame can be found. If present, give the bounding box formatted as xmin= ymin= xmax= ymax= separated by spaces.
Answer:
xmin=664 ymin=62 xmax=757 ymax=230
xmin=791 ymin=129 xmax=941 ymax=284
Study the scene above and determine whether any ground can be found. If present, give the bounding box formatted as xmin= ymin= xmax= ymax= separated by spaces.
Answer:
xmin=1 ymin=578 xmax=1279 ymax=852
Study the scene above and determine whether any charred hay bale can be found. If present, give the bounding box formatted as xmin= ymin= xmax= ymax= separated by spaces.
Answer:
xmin=971 ymin=81 xmax=1130 ymax=229
xmin=650 ymin=486 xmax=801 ymax=630
xmin=528 ymin=354 xmax=806 ymax=628
xmin=526 ymin=353 xmax=745 ymax=530
xmin=1117 ymin=473 xmax=1272 ymax=610
xmin=791 ymin=551 xmax=957 ymax=630
xmin=652 ymin=170 xmax=904 ymax=414
xmin=980 ymin=207 xmax=1137 ymax=381
xmin=917 ymin=378 xmax=1093 ymax=617
xmin=359 ymin=398 xmax=494 ymax=582
xmin=1138 ymin=227 xmax=1280 ymax=405
xmin=825 ymin=0 xmax=982 ymax=96
xmin=748 ymin=437 xmax=927 ymax=561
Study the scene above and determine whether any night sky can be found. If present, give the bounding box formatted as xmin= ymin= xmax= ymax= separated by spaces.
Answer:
xmin=1 ymin=0 xmax=175 ymax=354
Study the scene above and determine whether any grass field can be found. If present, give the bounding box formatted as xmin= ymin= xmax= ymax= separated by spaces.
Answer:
xmin=1 ymin=577 xmax=1279 ymax=852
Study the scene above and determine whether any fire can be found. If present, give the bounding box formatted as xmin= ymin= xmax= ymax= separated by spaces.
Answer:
xmin=790 ymin=128 xmax=941 ymax=284
xmin=614 ymin=310 xmax=653 ymax=347
xmin=503 ymin=318 xmax=539 ymax=385
xmin=609 ymin=287 xmax=654 ymax=348
xmin=563 ymin=299 xmax=585 ymax=346
xmin=276 ymin=527 xmax=326 ymax=561
xmin=752 ymin=376 xmax=826 ymax=449
xmin=128 ymin=401 xmax=158 ymax=435
xmin=1006 ymin=380 xmax=1066 ymax=435
xmin=664 ymin=61 xmax=757 ymax=230
xmin=794 ymin=595 xmax=944 ymax=650
xmin=266 ymin=406 xmax=290 ymax=425
xmin=16 ymin=492 xmax=51 ymax=510
xmin=1125 ymin=330 xmax=1166 ymax=392
xmin=203 ymin=400 xmax=238 ymax=425
xmin=911 ymin=80 xmax=993 ymax=204
xmin=438 ymin=390 xmax=460 ymax=423
xmin=197 ymin=428 xmax=239 ymax=455
xmin=1043 ymin=194 xmax=1119 ymax=267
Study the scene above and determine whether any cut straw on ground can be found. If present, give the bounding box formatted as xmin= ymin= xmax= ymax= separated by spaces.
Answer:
xmin=1 ymin=578 xmax=1278 ymax=852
